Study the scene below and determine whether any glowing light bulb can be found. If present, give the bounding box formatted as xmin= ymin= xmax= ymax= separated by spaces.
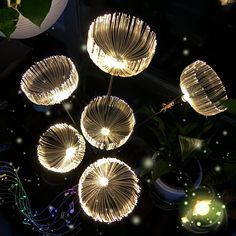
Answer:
xmin=100 ymin=127 xmax=110 ymax=136
xmin=103 ymin=56 xmax=127 ymax=69
xmin=193 ymin=200 xmax=211 ymax=216
xmin=99 ymin=177 xmax=109 ymax=187
xmin=65 ymin=147 xmax=76 ymax=160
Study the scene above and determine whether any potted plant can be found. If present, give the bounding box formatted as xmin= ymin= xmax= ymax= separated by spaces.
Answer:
xmin=138 ymin=104 xmax=216 ymax=209
xmin=0 ymin=0 xmax=68 ymax=39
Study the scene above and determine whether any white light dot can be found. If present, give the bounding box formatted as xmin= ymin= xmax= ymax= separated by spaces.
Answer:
xmin=63 ymin=102 xmax=73 ymax=111
xmin=81 ymin=44 xmax=87 ymax=51
xmin=132 ymin=215 xmax=141 ymax=225
xmin=142 ymin=157 xmax=154 ymax=169
xmin=222 ymin=130 xmax=228 ymax=136
xmin=99 ymin=177 xmax=109 ymax=187
xmin=65 ymin=147 xmax=76 ymax=160
xmin=183 ymin=49 xmax=190 ymax=56
xmin=183 ymin=36 xmax=188 ymax=41
xmin=193 ymin=200 xmax=211 ymax=216
xmin=100 ymin=127 xmax=110 ymax=136
xmin=45 ymin=111 xmax=51 ymax=116
xmin=216 ymin=141 xmax=219 ymax=144
xmin=214 ymin=165 xmax=221 ymax=172
xmin=16 ymin=137 xmax=23 ymax=144
xmin=18 ymin=90 xmax=22 ymax=94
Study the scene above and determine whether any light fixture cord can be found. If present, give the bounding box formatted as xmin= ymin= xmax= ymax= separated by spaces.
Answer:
xmin=137 ymin=95 xmax=183 ymax=127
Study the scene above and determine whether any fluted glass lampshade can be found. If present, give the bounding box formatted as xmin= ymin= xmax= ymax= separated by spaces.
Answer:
xmin=180 ymin=60 xmax=227 ymax=116
xmin=37 ymin=123 xmax=86 ymax=173
xmin=87 ymin=12 xmax=157 ymax=77
xmin=78 ymin=158 xmax=140 ymax=223
xmin=21 ymin=55 xmax=79 ymax=105
xmin=80 ymin=96 xmax=135 ymax=150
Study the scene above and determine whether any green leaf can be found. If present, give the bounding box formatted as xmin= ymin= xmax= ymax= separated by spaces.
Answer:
xmin=152 ymin=159 xmax=176 ymax=179
xmin=0 ymin=7 xmax=19 ymax=38
xmin=221 ymin=99 xmax=236 ymax=116
xmin=18 ymin=0 xmax=52 ymax=26
xmin=178 ymin=135 xmax=204 ymax=161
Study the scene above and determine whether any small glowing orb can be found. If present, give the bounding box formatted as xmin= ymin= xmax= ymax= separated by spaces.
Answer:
xmin=193 ymin=200 xmax=211 ymax=216
xmin=87 ymin=12 xmax=157 ymax=77
xmin=78 ymin=158 xmax=140 ymax=223
xmin=21 ymin=55 xmax=79 ymax=105
xmin=181 ymin=217 xmax=189 ymax=224
xmin=65 ymin=147 xmax=77 ymax=160
xmin=80 ymin=96 xmax=135 ymax=150
xmin=180 ymin=60 xmax=227 ymax=116
xmin=100 ymin=127 xmax=110 ymax=136
xmin=37 ymin=123 xmax=86 ymax=173
xmin=180 ymin=187 xmax=227 ymax=234
xmin=99 ymin=177 xmax=109 ymax=187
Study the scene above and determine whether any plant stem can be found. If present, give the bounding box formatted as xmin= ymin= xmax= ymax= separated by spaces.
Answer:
xmin=137 ymin=95 xmax=183 ymax=128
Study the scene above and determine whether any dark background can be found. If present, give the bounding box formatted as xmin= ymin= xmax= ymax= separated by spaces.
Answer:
xmin=0 ymin=0 xmax=236 ymax=235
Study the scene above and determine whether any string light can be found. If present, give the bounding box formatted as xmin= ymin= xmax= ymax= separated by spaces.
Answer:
xmin=80 ymin=96 xmax=135 ymax=150
xmin=78 ymin=158 xmax=140 ymax=223
xmin=87 ymin=12 xmax=157 ymax=77
xmin=21 ymin=55 xmax=79 ymax=105
xmin=37 ymin=123 xmax=86 ymax=173
xmin=180 ymin=60 xmax=227 ymax=116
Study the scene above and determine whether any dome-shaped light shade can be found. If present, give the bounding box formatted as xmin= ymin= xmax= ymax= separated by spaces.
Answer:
xmin=80 ymin=96 xmax=135 ymax=150
xmin=37 ymin=123 xmax=86 ymax=173
xmin=0 ymin=0 xmax=68 ymax=39
xmin=180 ymin=60 xmax=227 ymax=116
xmin=78 ymin=158 xmax=140 ymax=223
xmin=87 ymin=12 xmax=157 ymax=77
xmin=21 ymin=55 xmax=79 ymax=105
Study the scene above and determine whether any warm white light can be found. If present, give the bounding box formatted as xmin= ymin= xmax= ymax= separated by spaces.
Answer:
xmin=103 ymin=56 xmax=127 ymax=69
xmin=101 ymin=127 xmax=110 ymax=136
xmin=99 ymin=177 xmax=109 ymax=187
xmin=53 ymin=91 xmax=72 ymax=104
xmin=193 ymin=200 xmax=211 ymax=216
xmin=65 ymin=147 xmax=76 ymax=160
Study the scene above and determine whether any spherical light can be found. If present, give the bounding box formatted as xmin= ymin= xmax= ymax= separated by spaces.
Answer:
xmin=78 ymin=158 xmax=140 ymax=223
xmin=180 ymin=187 xmax=226 ymax=234
xmin=21 ymin=55 xmax=79 ymax=105
xmin=37 ymin=123 xmax=86 ymax=173
xmin=80 ymin=95 xmax=135 ymax=150
xmin=87 ymin=12 xmax=157 ymax=77
xmin=0 ymin=0 xmax=68 ymax=39
xmin=180 ymin=60 xmax=227 ymax=116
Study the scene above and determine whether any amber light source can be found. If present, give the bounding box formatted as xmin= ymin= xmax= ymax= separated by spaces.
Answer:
xmin=78 ymin=158 xmax=140 ymax=223
xmin=87 ymin=12 xmax=157 ymax=77
xmin=37 ymin=123 xmax=86 ymax=173
xmin=21 ymin=55 xmax=79 ymax=105
xmin=80 ymin=95 xmax=135 ymax=150
xmin=180 ymin=60 xmax=227 ymax=116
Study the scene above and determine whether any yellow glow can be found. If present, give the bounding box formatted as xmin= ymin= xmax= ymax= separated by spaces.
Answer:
xmin=37 ymin=123 xmax=86 ymax=173
xmin=53 ymin=90 xmax=72 ymax=103
xmin=65 ymin=147 xmax=76 ymax=160
xmin=103 ymin=56 xmax=127 ymax=69
xmin=21 ymin=56 xmax=79 ymax=105
xmin=99 ymin=177 xmax=109 ymax=187
xmin=101 ymin=127 xmax=110 ymax=136
xmin=78 ymin=158 xmax=140 ymax=223
xmin=193 ymin=200 xmax=211 ymax=216
xmin=181 ymin=217 xmax=189 ymax=224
